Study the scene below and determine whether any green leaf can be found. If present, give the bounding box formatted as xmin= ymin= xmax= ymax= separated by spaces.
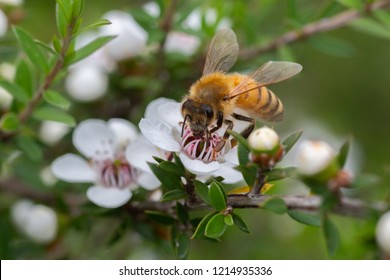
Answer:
xmin=173 ymin=153 xmax=185 ymax=173
xmin=174 ymin=233 xmax=190 ymax=260
xmin=224 ymin=214 xmax=234 ymax=226
xmin=323 ymin=216 xmax=340 ymax=257
xmin=55 ymin=0 xmax=72 ymax=38
xmin=282 ymin=130 xmax=303 ymax=155
xmin=287 ymin=210 xmax=322 ymax=227
xmin=43 ymin=90 xmax=71 ymax=110
xmin=350 ymin=18 xmax=390 ymax=40
xmin=72 ymin=0 xmax=85 ymax=18
xmin=267 ymin=167 xmax=297 ymax=182
xmin=232 ymin=213 xmax=251 ymax=234
xmin=350 ymin=173 xmax=381 ymax=189
xmin=0 ymin=113 xmax=20 ymax=132
xmin=309 ymin=35 xmax=356 ymax=57
xmin=194 ymin=180 xmax=211 ymax=206
xmin=237 ymin=142 xmax=257 ymax=186
xmin=337 ymin=137 xmax=351 ymax=168
xmin=77 ymin=19 xmax=112 ymax=35
xmin=228 ymin=130 xmax=250 ymax=151
xmin=16 ymin=135 xmax=43 ymax=162
xmin=161 ymin=189 xmax=187 ymax=202
xmin=337 ymin=0 xmax=363 ymax=10
xmin=15 ymin=58 xmax=34 ymax=96
xmin=176 ymin=202 xmax=189 ymax=224
xmin=148 ymin=162 xmax=182 ymax=190
xmin=145 ymin=211 xmax=175 ymax=226
xmin=374 ymin=10 xmax=390 ymax=26
xmin=205 ymin=213 xmax=227 ymax=239
xmin=0 ymin=80 xmax=29 ymax=103
xmin=158 ymin=161 xmax=185 ymax=177
xmin=32 ymin=107 xmax=76 ymax=126
xmin=65 ymin=35 xmax=116 ymax=65
xmin=152 ymin=156 xmax=165 ymax=163
xmin=263 ymin=198 xmax=287 ymax=214
xmin=208 ymin=182 xmax=227 ymax=211
xmin=191 ymin=211 xmax=218 ymax=239
xmin=12 ymin=26 xmax=49 ymax=73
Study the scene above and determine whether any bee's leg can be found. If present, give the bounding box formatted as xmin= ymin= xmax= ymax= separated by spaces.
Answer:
xmin=210 ymin=111 xmax=223 ymax=133
xmin=215 ymin=119 xmax=234 ymax=152
xmin=231 ymin=113 xmax=255 ymax=138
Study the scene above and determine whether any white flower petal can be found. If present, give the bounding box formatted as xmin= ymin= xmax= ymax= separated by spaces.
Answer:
xmin=157 ymin=101 xmax=183 ymax=128
xmin=137 ymin=172 xmax=161 ymax=190
xmin=139 ymin=118 xmax=180 ymax=152
xmin=213 ymin=162 xmax=243 ymax=184
xmin=179 ymin=153 xmax=220 ymax=175
xmin=126 ymin=135 xmax=163 ymax=173
xmin=51 ymin=154 xmax=96 ymax=183
xmin=73 ymin=119 xmax=115 ymax=158
xmin=86 ymin=185 xmax=132 ymax=208
xmin=145 ymin=97 xmax=176 ymax=120
xmin=107 ymin=118 xmax=139 ymax=147
xmin=223 ymin=146 xmax=239 ymax=165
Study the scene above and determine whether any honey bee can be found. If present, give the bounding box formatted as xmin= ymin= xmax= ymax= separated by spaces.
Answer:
xmin=181 ymin=28 xmax=302 ymax=151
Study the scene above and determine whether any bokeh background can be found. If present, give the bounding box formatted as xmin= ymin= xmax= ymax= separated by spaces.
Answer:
xmin=1 ymin=0 xmax=390 ymax=259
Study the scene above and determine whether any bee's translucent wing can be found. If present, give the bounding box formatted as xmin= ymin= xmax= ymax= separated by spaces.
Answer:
xmin=228 ymin=61 xmax=302 ymax=99
xmin=202 ymin=28 xmax=239 ymax=76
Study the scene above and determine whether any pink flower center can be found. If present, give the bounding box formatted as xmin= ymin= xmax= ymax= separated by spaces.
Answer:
xmin=180 ymin=125 xmax=226 ymax=163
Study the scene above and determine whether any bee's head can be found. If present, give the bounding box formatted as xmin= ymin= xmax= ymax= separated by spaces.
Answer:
xmin=181 ymin=99 xmax=215 ymax=138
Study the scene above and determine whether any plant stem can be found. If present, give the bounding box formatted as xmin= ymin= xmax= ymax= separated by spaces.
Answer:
xmin=239 ymin=0 xmax=390 ymax=59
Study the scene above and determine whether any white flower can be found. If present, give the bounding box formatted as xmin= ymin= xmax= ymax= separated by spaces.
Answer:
xmin=0 ymin=62 xmax=16 ymax=81
xmin=0 ymin=0 xmax=23 ymax=6
xmin=182 ymin=8 xmax=232 ymax=31
xmin=164 ymin=31 xmax=200 ymax=56
xmin=11 ymin=200 xmax=57 ymax=244
xmin=248 ymin=126 xmax=280 ymax=153
xmin=0 ymin=9 xmax=8 ymax=37
xmin=139 ymin=98 xmax=243 ymax=184
xmin=296 ymin=140 xmax=336 ymax=176
xmin=65 ymin=65 xmax=108 ymax=102
xmin=376 ymin=211 xmax=390 ymax=255
xmin=0 ymin=87 xmax=13 ymax=109
xmin=100 ymin=10 xmax=148 ymax=61
xmin=39 ymin=121 xmax=70 ymax=145
xmin=143 ymin=2 xmax=160 ymax=18
xmin=51 ymin=119 xmax=160 ymax=208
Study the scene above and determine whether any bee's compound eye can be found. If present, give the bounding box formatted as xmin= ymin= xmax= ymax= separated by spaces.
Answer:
xmin=201 ymin=104 xmax=214 ymax=119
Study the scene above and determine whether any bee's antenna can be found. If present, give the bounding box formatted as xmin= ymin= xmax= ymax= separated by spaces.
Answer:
xmin=181 ymin=114 xmax=189 ymax=137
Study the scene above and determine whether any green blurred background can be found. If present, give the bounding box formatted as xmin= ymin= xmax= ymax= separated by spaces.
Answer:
xmin=1 ymin=0 xmax=390 ymax=259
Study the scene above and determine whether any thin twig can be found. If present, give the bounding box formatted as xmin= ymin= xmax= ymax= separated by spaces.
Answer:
xmin=239 ymin=0 xmax=390 ymax=60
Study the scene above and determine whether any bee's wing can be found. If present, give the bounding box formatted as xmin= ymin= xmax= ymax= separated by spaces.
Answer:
xmin=228 ymin=61 xmax=302 ymax=99
xmin=202 ymin=28 xmax=239 ymax=76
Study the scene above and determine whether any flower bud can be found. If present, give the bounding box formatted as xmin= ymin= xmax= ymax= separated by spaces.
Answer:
xmin=0 ymin=9 xmax=8 ymax=37
xmin=248 ymin=126 xmax=280 ymax=154
xmin=296 ymin=140 xmax=338 ymax=179
xmin=376 ymin=211 xmax=390 ymax=255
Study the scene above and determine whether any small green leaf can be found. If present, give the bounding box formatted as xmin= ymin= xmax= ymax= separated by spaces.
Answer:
xmin=205 ymin=213 xmax=227 ymax=239
xmin=158 ymin=161 xmax=185 ymax=177
xmin=232 ymin=213 xmax=251 ymax=234
xmin=237 ymin=143 xmax=257 ymax=186
xmin=224 ymin=214 xmax=234 ymax=226
xmin=323 ymin=216 xmax=340 ymax=257
xmin=176 ymin=202 xmax=189 ymax=224
xmin=228 ymin=130 xmax=250 ymax=151
xmin=287 ymin=210 xmax=322 ymax=227
xmin=194 ymin=180 xmax=211 ymax=206
xmin=0 ymin=80 xmax=29 ymax=103
xmin=374 ymin=10 xmax=390 ymax=26
xmin=208 ymin=182 xmax=227 ymax=211
xmin=148 ymin=162 xmax=182 ymax=191
xmin=72 ymin=0 xmax=85 ymax=18
xmin=161 ymin=189 xmax=187 ymax=202
xmin=32 ymin=107 xmax=76 ymax=126
xmin=43 ymin=90 xmax=71 ymax=110
xmin=65 ymin=35 xmax=116 ymax=65
xmin=282 ymin=130 xmax=303 ymax=155
xmin=263 ymin=198 xmax=287 ymax=214
xmin=309 ymin=35 xmax=356 ymax=57
xmin=77 ymin=19 xmax=112 ymax=35
xmin=152 ymin=156 xmax=165 ymax=163
xmin=175 ymin=233 xmax=190 ymax=260
xmin=267 ymin=167 xmax=297 ymax=181
xmin=191 ymin=211 xmax=217 ymax=239
xmin=337 ymin=0 xmax=363 ymax=10
xmin=337 ymin=137 xmax=351 ymax=168
xmin=15 ymin=58 xmax=34 ymax=96
xmin=350 ymin=18 xmax=390 ymax=40
xmin=12 ymin=26 xmax=49 ymax=72
xmin=16 ymin=135 xmax=43 ymax=162
xmin=350 ymin=173 xmax=381 ymax=189
xmin=0 ymin=113 xmax=20 ymax=132
xmin=145 ymin=211 xmax=175 ymax=226
xmin=173 ymin=153 xmax=185 ymax=173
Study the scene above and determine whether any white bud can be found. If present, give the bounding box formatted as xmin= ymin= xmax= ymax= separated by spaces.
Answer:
xmin=143 ymin=2 xmax=160 ymax=18
xmin=0 ymin=62 xmax=16 ymax=81
xmin=39 ymin=121 xmax=70 ymax=145
xmin=376 ymin=211 xmax=390 ymax=254
xmin=296 ymin=140 xmax=335 ymax=176
xmin=0 ymin=87 xmax=13 ymax=109
xmin=65 ymin=65 xmax=108 ymax=102
xmin=40 ymin=166 xmax=58 ymax=187
xmin=11 ymin=200 xmax=58 ymax=244
xmin=248 ymin=126 xmax=280 ymax=152
xmin=0 ymin=9 xmax=8 ymax=37
xmin=99 ymin=11 xmax=148 ymax=61
xmin=164 ymin=31 xmax=200 ymax=56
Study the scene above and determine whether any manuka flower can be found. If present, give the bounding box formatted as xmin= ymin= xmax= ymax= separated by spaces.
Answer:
xmin=139 ymin=98 xmax=243 ymax=184
xmin=51 ymin=119 xmax=160 ymax=208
